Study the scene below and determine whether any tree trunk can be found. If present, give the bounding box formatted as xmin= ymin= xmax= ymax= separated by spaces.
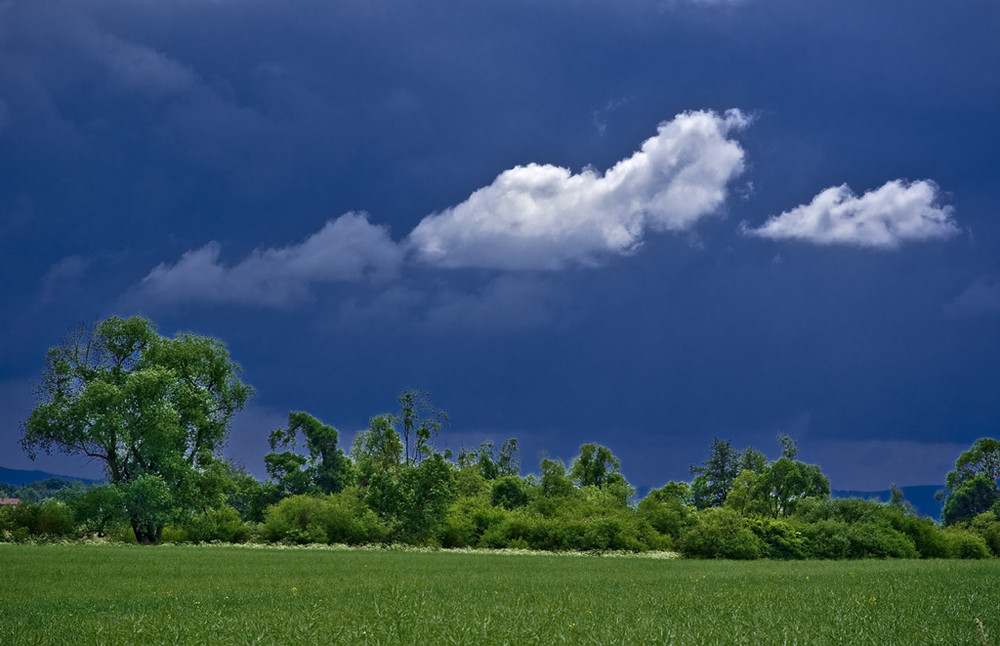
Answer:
xmin=131 ymin=519 xmax=160 ymax=545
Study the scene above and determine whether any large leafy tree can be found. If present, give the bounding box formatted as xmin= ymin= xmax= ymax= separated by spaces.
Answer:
xmin=943 ymin=475 xmax=1000 ymax=526
xmin=940 ymin=438 xmax=1000 ymax=525
xmin=754 ymin=457 xmax=830 ymax=518
xmin=945 ymin=438 xmax=1000 ymax=493
xmin=723 ymin=436 xmax=830 ymax=518
xmin=21 ymin=315 xmax=252 ymax=543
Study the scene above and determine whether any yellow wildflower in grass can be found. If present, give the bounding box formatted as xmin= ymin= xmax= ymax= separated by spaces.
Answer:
xmin=291 ymin=586 xmax=298 ymax=597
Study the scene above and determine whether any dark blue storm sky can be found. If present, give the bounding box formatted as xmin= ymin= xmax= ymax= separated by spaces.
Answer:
xmin=1 ymin=0 xmax=997 ymax=490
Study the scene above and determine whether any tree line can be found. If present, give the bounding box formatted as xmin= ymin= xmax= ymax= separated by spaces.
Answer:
xmin=5 ymin=315 xmax=1000 ymax=559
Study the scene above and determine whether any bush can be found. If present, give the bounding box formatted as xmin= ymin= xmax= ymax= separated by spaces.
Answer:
xmin=452 ymin=468 xmax=489 ymax=499
xmin=886 ymin=511 xmax=950 ymax=559
xmin=637 ymin=497 xmax=692 ymax=547
xmin=262 ymin=493 xmax=386 ymax=545
xmin=747 ymin=517 xmax=806 ymax=559
xmin=799 ymin=520 xmax=851 ymax=559
xmin=944 ymin=529 xmax=991 ymax=559
xmin=0 ymin=500 xmax=75 ymax=539
xmin=966 ymin=512 xmax=1000 ymax=557
xmin=160 ymin=526 xmax=189 ymax=543
xmin=680 ymin=509 xmax=762 ymax=559
xmin=491 ymin=477 xmax=529 ymax=510
xmin=184 ymin=505 xmax=251 ymax=543
xmin=843 ymin=522 xmax=918 ymax=559
xmin=71 ymin=485 xmax=126 ymax=537
xmin=475 ymin=508 xmax=657 ymax=552
xmin=439 ymin=496 xmax=507 ymax=548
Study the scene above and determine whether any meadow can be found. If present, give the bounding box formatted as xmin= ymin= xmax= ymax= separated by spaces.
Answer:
xmin=2 ymin=544 xmax=999 ymax=645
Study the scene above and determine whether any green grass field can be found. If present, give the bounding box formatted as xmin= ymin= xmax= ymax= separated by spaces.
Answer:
xmin=2 ymin=543 xmax=999 ymax=645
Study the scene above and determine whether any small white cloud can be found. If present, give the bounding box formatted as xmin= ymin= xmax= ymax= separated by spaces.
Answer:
xmin=742 ymin=180 xmax=958 ymax=248
xmin=592 ymin=96 xmax=634 ymax=136
xmin=140 ymin=212 xmax=404 ymax=306
xmin=406 ymin=109 xmax=749 ymax=270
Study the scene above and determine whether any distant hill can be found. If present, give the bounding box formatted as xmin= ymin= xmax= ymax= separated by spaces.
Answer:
xmin=0 ymin=466 xmax=104 ymax=487
xmin=831 ymin=485 xmax=943 ymax=521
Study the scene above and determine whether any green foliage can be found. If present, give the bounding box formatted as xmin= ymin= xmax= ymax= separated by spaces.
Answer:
xmin=439 ymin=495 xmax=508 ymax=548
xmin=966 ymin=512 xmax=1000 ymax=557
xmin=680 ymin=508 xmax=762 ymax=559
xmin=352 ymin=414 xmax=404 ymax=480
xmin=789 ymin=497 xmax=939 ymax=559
xmin=183 ymin=505 xmax=251 ymax=543
xmin=458 ymin=439 xmax=520 ymax=480
xmin=756 ymin=457 xmax=830 ymax=518
xmin=940 ymin=438 xmax=1000 ymax=526
xmin=724 ymin=469 xmax=767 ymax=516
xmin=569 ymin=443 xmax=622 ymax=488
xmin=539 ymin=458 xmax=575 ymax=498
xmin=0 ymin=499 xmax=75 ymax=540
xmin=638 ymin=484 xmax=694 ymax=546
xmin=399 ymin=453 xmax=455 ymax=543
xmin=689 ymin=438 xmax=741 ymax=509
xmin=880 ymin=507 xmax=950 ymax=559
xmin=718 ymin=436 xmax=830 ymax=519
xmin=746 ymin=517 xmax=806 ymax=559
xmin=453 ymin=466 xmax=490 ymax=498
xmin=477 ymin=507 xmax=660 ymax=552
xmin=265 ymin=411 xmax=352 ymax=498
xmin=944 ymin=529 xmax=991 ymax=559
xmin=491 ymin=475 xmax=529 ymax=510
xmin=842 ymin=522 xmax=918 ymax=559
xmin=943 ymin=475 xmax=1000 ymax=526
xmin=798 ymin=520 xmax=852 ymax=559
xmin=12 ymin=371 xmax=999 ymax=560
xmin=738 ymin=446 xmax=769 ymax=474
xmin=945 ymin=438 xmax=1000 ymax=494
xmin=262 ymin=493 xmax=387 ymax=545
xmin=70 ymin=485 xmax=125 ymax=536
xmin=118 ymin=474 xmax=175 ymax=544
xmin=396 ymin=389 xmax=449 ymax=465
xmin=20 ymin=315 xmax=252 ymax=543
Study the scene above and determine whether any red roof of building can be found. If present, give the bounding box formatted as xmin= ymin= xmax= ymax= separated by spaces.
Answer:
xmin=0 ymin=498 xmax=21 ymax=506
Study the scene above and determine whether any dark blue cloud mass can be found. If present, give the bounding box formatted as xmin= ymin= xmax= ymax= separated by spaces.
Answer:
xmin=1 ymin=0 xmax=997 ymax=492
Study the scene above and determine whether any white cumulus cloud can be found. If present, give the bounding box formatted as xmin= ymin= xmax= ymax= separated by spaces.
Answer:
xmin=406 ymin=109 xmax=749 ymax=270
xmin=742 ymin=180 xmax=958 ymax=248
xmin=140 ymin=212 xmax=403 ymax=306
